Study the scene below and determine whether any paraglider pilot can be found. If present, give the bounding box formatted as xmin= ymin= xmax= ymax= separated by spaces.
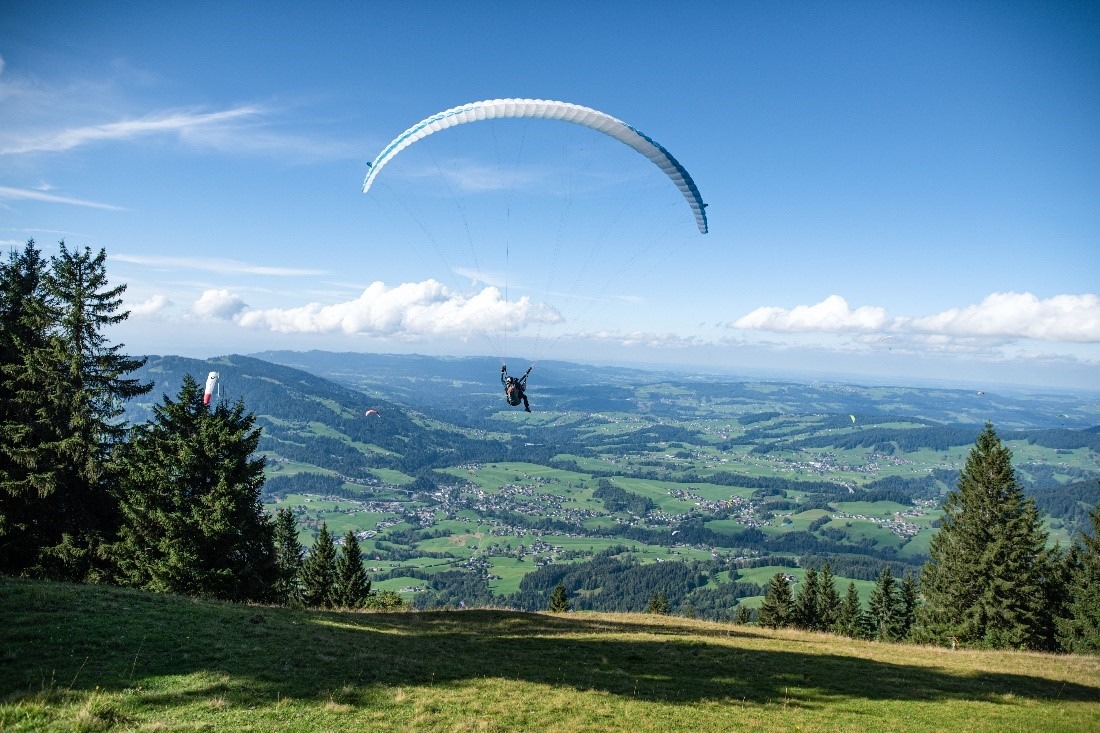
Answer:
xmin=501 ymin=365 xmax=532 ymax=412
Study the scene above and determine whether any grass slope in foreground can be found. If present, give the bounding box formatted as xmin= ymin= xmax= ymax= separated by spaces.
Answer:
xmin=2 ymin=578 xmax=1098 ymax=733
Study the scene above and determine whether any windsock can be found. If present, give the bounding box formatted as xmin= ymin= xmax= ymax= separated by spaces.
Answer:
xmin=203 ymin=372 xmax=220 ymax=406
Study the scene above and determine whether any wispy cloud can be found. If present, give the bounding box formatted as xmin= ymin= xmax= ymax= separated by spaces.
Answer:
xmin=114 ymin=253 xmax=327 ymax=277
xmin=399 ymin=157 xmax=547 ymax=193
xmin=575 ymin=329 xmax=712 ymax=349
xmin=0 ymin=106 xmax=264 ymax=155
xmin=0 ymin=185 xmax=126 ymax=210
xmin=0 ymin=60 xmax=356 ymax=161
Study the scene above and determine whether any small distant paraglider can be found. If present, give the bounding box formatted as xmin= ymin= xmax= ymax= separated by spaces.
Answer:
xmin=849 ymin=414 xmax=857 ymax=425
xmin=976 ymin=391 xmax=985 ymax=396
xmin=364 ymin=409 xmax=381 ymax=418
xmin=203 ymin=372 xmax=220 ymax=406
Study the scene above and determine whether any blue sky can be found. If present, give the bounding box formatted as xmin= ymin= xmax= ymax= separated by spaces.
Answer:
xmin=2 ymin=2 xmax=1098 ymax=389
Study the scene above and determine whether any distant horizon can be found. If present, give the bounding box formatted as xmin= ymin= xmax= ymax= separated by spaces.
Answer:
xmin=143 ymin=345 xmax=1097 ymax=397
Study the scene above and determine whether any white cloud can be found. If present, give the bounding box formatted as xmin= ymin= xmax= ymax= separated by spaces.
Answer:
xmin=733 ymin=295 xmax=889 ymax=333
xmin=113 ymin=253 xmax=327 ymax=277
xmin=235 ymin=280 xmax=561 ymax=338
xmin=192 ymin=289 xmax=248 ymax=319
xmin=908 ymin=292 xmax=1100 ymax=343
xmin=730 ymin=292 xmax=1100 ymax=346
xmin=0 ymin=185 xmax=125 ymax=210
xmin=128 ymin=294 xmax=172 ymax=317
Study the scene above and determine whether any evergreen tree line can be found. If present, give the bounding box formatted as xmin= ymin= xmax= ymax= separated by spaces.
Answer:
xmin=0 ymin=240 xmax=397 ymax=611
xmin=754 ymin=563 xmax=920 ymax=642
xmin=273 ymin=513 xmax=403 ymax=610
xmin=751 ymin=424 xmax=1100 ymax=653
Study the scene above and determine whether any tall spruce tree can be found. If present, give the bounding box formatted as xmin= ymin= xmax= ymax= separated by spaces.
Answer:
xmin=817 ymin=562 xmax=842 ymax=632
xmin=0 ymin=241 xmax=54 ymax=575
xmin=758 ymin=572 xmax=793 ymax=629
xmin=334 ymin=530 xmax=371 ymax=608
xmin=898 ymin=571 xmax=919 ymax=640
xmin=301 ymin=522 xmax=337 ymax=608
xmin=835 ymin=581 xmax=864 ymax=638
xmin=1058 ymin=504 xmax=1100 ymax=652
xmin=272 ymin=506 xmax=304 ymax=605
xmin=866 ymin=567 xmax=904 ymax=641
xmin=792 ymin=565 xmax=822 ymax=630
xmin=114 ymin=375 xmax=275 ymax=601
xmin=1 ymin=242 xmax=150 ymax=580
xmin=915 ymin=423 xmax=1052 ymax=649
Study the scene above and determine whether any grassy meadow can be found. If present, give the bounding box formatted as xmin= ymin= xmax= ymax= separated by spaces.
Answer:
xmin=3 ymin=577 xmax=1098 ymax=733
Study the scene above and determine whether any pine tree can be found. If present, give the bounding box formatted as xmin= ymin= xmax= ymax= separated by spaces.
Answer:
xmin=792 ymin=565 xmax=821 ymax=630
xmin=646 ymin=589 xmax=670 ymax=614
xmin=866 ymin=567 xmax=903 ymax=641
xmin=898 ymin=571 xmax=919 ymax=640
xmin=758 ymin=572 xmax=793 ymax=629
xmin=548 ymin=581 xmax=571 ymax=612
xmin=914 ymin=423 xmax=1051 ymax=649
xmin=1058 ymin=504 xmax=1100 ymax=652
xmin=301 ymin=522 xmax=337 ymax=608
xmin=334 ymin=530 xmax=371 ymax=608
xmin=1 ymin=242 xmax=150 ymax=581
xmin=0 ymin=241 xmax=54 ymax=575
xmin=835 ymin=581 xmax=864 ymax=638
xmin=272 ymin=507 xmax=304 ymax=605
xmin=817 ymin=562 xmax=842 ymax=632
xmin=114 ymin=375 xmax=276 ymax=602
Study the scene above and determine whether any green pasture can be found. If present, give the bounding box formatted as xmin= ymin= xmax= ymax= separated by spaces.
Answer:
xmin=452 ymin=461 xmax=593 ymax=492
xmin=734 ymin=566 xmax=877 ymax=603
xmin=603 ymin=477 xmax=696 ymax=514
xmin=263 ymin=458 xmax=337 ymax=477
xmin=370 ymin=577 xmax=428 ymax=596
xmin=899 ymin=531 xmax=933 ymax=558
xmin=370 ymin=468 xmax=414 ymax=485
xmin=704 ymin=519 xmax=758 ymax=537
xmin=832 ymin=501 xmax=914 ymax=518
xmin=484 ymin=556 xmax=538 ymax=596
xmin=823 ymin=517 xmax=908 ymax=551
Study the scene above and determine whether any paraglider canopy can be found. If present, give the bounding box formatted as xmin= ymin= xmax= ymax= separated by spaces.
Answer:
xmin=363 ymin=98 xmax=708 ymax=234
xmin=364 ymin=409 xmax=380 ymax=418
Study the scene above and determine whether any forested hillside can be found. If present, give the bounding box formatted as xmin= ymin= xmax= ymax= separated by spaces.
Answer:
xmin=121 ymin=350 xmax=1100 ymax=635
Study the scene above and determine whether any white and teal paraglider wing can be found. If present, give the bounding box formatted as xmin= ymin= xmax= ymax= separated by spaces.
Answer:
xmin=363 ymin=98 xmax=709 ymax=234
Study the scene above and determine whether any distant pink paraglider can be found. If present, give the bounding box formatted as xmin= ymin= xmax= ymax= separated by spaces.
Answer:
xmin=364 ymin=409 xmax=380 ymax=418
xmin=203 ymin=371 xmax=219 ymax=406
